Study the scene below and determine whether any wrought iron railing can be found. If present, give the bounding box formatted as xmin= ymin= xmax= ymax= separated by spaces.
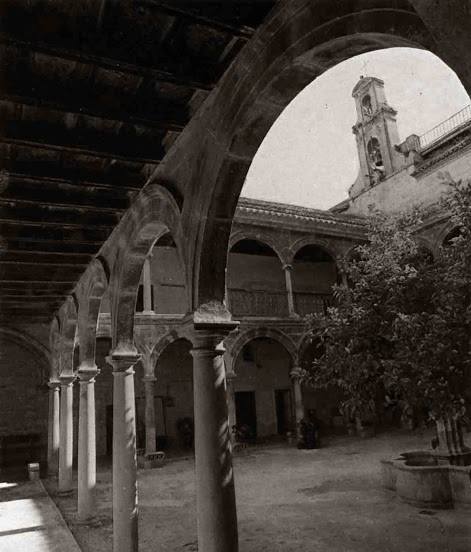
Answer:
xmin=419 ymin=104 xmax=471 ymax=150
xmin=229 ymin=289 xmax=289 ymax=317
xmin=294 ymin=292 xmax=333 ymax=316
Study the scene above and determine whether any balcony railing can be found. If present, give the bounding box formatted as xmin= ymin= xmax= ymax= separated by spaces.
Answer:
xmin=294 ymin=292 xmax=333 ymax=316
xmin=419 ymin=104 xmax=471 ymax=150
xmin=229 ymin=289 xmax=289 ymax=317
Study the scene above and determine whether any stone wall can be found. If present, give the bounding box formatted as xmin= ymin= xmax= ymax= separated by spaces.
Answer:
xmin=347 ymin=144 xmax=471 ymax=215
xmin=0 ymin=336 xmax=48 ymax=464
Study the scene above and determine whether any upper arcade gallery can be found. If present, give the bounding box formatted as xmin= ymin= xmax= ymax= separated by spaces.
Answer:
xmin=2 ymin=2 xmax=471 ymax=552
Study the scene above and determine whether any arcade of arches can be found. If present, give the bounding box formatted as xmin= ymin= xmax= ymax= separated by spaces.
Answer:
xmin=2 ymin=2 xmax=471 ymax=552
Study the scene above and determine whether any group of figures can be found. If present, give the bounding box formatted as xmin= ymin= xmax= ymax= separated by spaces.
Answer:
xmin=298 ymin=410 xmax=321 ymax=449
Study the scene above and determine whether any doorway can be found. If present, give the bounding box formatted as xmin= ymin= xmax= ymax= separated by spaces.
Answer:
xmin=275 ymin=389 xmax=292 ymax=435
xmin=235 ymin=391 xmax=257 ymax=438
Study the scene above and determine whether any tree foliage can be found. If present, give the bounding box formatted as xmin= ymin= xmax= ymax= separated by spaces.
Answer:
xmin=303 ymin=176 xmax=471 ymax=422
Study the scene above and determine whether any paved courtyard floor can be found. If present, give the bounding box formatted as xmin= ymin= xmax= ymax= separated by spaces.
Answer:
xmin=46 ymin=429 xmax=471 ymax=551
xmin=0 ymin=479 xmax=81 ymax=552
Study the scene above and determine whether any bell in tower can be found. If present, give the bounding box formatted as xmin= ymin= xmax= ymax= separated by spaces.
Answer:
xmin=348 ymin=76 xmax=405 ymax=199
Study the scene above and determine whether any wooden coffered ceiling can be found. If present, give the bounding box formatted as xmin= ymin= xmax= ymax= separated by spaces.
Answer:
xmin=0 ymin=0 xmax=276 ymax=322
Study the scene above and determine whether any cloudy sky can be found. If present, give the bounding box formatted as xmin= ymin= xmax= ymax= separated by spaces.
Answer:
xmin=241 ymin=47 xmax=470 ymax=210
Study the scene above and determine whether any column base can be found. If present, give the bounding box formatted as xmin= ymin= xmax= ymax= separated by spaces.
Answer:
xmin=57 ymin=489 xmax=74 ymax=497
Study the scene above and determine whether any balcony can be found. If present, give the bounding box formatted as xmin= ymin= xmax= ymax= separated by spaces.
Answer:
xmin=229 ymin=289 xmax=289 ymax=317
xmin=294 ymin=292 xmax=333 ymax=316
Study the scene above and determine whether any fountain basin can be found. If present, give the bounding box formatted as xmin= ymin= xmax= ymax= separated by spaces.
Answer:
xmin=381 ymin=452 xmax=471 ymax=509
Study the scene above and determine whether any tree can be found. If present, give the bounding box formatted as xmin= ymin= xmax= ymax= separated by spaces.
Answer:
xmin=303 ymin=176 xmax=471 ymax=463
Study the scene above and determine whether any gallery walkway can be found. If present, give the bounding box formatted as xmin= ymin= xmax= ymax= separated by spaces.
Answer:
xmin=0 ymin=478 xmax=81 ymax=552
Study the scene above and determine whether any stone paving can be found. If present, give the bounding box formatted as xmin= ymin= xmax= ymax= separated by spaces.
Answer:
xmin=0 ymin=479 xmax=81 ymax=552
xmin=48 ymin=429 xmax=471 ymax=552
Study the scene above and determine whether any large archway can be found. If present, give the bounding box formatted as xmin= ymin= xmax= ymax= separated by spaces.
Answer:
xmin=231 ymin=333 xmax=297 ymax=439
xmin=185 ymin=1 xmax=454 ymax=309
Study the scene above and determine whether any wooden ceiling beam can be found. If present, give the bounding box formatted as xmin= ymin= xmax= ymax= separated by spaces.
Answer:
xmin=0 ymin=136 xmax=163 ymax=166
xmin=137 ymin=1 xmax=255 ymax=38
xmin=0 ymin=93 xmax=188 ymax=133
xmin=0 ymin=34 xmax=214 ymax=91
xmin=0 ymin=196 xmax=125 ymax=216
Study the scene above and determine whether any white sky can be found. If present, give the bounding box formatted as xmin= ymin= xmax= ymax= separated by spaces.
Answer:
xmin=241 ymin=48 xmax=470 ymax=210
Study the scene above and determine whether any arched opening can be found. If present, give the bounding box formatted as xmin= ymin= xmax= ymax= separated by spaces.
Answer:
xmin=292 ymin=245 xmax=337 ymax=316
xmin=366 ymin=136 xmax=385 ymax=181
xmin=0 ymin=329 xmax=49 ymax=470
xmin=135 ymin=232 xmax=188 ymax=315
xmin=362 ymin=94 xmax=373 ymax=117
xmin=232 ymin=336 xmax=295 ymax=440
xmin=149 ymin=338 xmax=193 ymax=453
xmin=227 ymin=239 xmax=287 ymax=317
xmin=95 ymin=336 xmax=113 ymax=458
xmin=442 ymin=226 xmax=463 ymax=247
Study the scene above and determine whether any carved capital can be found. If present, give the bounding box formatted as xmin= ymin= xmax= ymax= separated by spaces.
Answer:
xmin=59 ymin=374 xmax=76 ymax=386
xmin=107 ymin=351 xmax=141 ymax=373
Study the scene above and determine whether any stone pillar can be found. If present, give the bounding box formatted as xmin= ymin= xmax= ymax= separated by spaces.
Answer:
xmin=226 ymin=372 xmax=237 ymax=436
xmin=108 ymin=352 xmax=141 ymax=552
xmin=58 ymin=374 xmax=75 ymax=494
xmin=143 ymin=375 xmax=157 ymax=454
xmin=47 ymin=380 xmax=61 ymax=475
xmin=283 ymin=264 xmax=296 ymax=317
xmin=142 ymin=256 xmax=153 ymax=314
xmin=191 ymin=324 xmax=239 ymax=552
xmin=77 ymin=365 xmax=99 ymax=521
xmin=290 ymin=367 xmax=305 ymax=442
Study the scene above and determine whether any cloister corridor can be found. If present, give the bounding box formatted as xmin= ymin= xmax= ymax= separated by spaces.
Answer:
xmin=44 ymin=430 xmax=470 ymax=552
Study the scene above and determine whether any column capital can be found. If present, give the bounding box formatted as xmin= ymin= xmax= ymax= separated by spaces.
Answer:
xmin=188 ymin=301 xmax=239 ymax=350
xmin=59 ymin=374 xmax=76 ymax=386
xmin=48 ymin=379 xmax=61 ymax=390
xmin=282 ymin=263 xmax=293 ymax=271
xmin=107 ymin=351 xmax=141 ymax=373
xmin=142 ymin=375 xmax=157 ymax=383
xmin=290 ymin=366 xmax=304 ymax=380
xmin=78 ymin=364 xmax=100 ymax=382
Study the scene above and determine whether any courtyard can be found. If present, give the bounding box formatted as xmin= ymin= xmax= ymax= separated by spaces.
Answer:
xmin=46 ymin=430 xmax=471 ymax=552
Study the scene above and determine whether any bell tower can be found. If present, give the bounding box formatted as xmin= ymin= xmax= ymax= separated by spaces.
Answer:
xmin=349 ymin=76 xmax=404 ymax=199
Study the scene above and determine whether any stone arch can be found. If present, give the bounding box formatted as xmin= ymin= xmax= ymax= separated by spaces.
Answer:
xmin=436 ymin=222 xmax=463 ymax=251
xmin=225 ymin=326 xmax=298 ymax=375
xmin=288 ymin=237 xmax=338 ymax=265
xmin=150 ymin=328 xmax=192 ymax=372
xmin=228 ymin=232 xmax=286 ymax=266
xmin=0 ymin=326 xmax=50 ymax=384
xmin=57 ymin=295 xmax=78 ymax=376
xmin=76 ymin=257 xmax=109 ymax=368
xmin=187 ymin=1 xmax=447 ymax=309
xmin=109 ymin=184 xmax=186 ymax=353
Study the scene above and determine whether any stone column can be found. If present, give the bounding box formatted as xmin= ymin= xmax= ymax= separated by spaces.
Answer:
xmin=142 ymin=256 xmax=154 ymax=314
xmin=191 ymin=323 xmax=239 ymax=552
xmin=283 ymin=264 xmax=296 ymax=317
xmin=77 ymin=364 xmax=99 ymax=521
xmin=107 ymin=351 xmax=141 ymax=552
xmin=226 ymin=372 xmax=237 ymax=436
xmin=47 ymin=380 xmax=61 ymax=475
xmin=290 ymin=367 xmax=305 ymax=442
xmin=143 ymin=375 xmax=157 ymax=454
xmin=58 ymin=374 xmax=75 ymax=494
